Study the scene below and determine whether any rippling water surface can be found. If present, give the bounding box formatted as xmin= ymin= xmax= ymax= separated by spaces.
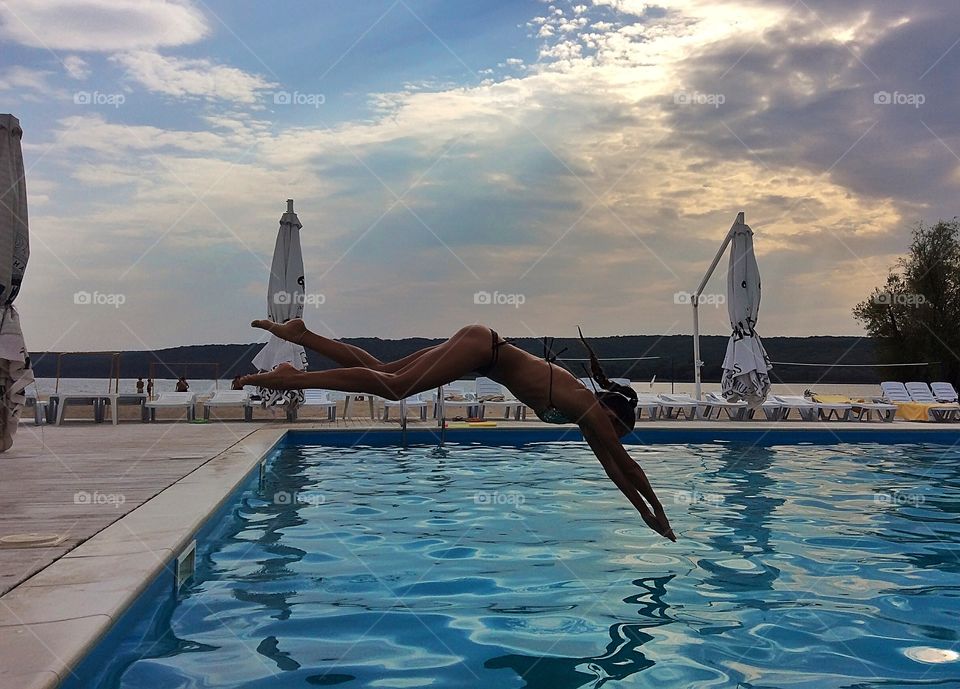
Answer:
xmin=107 ymin=442 xmax=960 ymax=688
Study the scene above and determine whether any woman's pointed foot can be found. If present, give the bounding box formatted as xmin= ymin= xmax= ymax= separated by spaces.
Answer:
xmin=239 ymin=362 xmax=302 ymax=390
xmin=251 ymin=318 xmax=307 ymax=344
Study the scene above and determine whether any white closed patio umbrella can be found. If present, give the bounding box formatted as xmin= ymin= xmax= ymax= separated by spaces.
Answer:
xmin=252 ymin=199 xmax=307 ymax=409
xmin=0 ymin=114 xmax=33 ymax=450
xmin=720 ymin=215 xmax=771 ymax=406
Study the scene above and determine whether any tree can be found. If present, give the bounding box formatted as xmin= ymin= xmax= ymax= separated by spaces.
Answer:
xmin=853 ymin=219 xmax=960 ymax=384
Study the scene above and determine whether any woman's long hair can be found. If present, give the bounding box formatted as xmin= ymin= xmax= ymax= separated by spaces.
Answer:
xmin=578 ymin=327 xmax=637 ymax=435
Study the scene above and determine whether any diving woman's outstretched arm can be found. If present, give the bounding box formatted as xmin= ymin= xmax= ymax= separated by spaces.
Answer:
xmin=580 ymin=411 xmax=676 ymax=541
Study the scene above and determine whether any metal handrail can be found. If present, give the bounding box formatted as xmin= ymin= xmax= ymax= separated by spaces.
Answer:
xmin=437 ymin=385 xmax=446 ymax=448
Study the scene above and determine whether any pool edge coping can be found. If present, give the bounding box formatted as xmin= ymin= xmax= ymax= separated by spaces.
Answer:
xmin=0 ymin=427 xmax=287 ymax=689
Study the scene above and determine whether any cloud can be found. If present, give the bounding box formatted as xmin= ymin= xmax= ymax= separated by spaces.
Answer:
xmin=0 ymin=0 xmax=208 ymax=51
xmin=62 ymin=55 xmax=90 ymax=80
xmin=50 ymin=113 xmax=242 ymax=155
xmin=0 ymin=65 xmax=54 ymax=92
xmin=111 ymin=51 xmax=276 ymax=104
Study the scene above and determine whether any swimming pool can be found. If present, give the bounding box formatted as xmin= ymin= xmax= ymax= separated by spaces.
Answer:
xmin=67 ymin=440 xmax=960 ymax=688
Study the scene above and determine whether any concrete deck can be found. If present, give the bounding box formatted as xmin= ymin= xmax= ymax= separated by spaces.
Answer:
xmin=2 ymin=415 xmax=959 ymax=688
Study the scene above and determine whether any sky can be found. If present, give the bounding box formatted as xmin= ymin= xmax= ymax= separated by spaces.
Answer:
xmin=2 ymin=0 xmax=960 ymax=352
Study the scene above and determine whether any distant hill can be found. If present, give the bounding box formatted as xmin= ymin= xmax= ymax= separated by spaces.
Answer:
xmin=30 ymin=335 xmax=938 ymax=384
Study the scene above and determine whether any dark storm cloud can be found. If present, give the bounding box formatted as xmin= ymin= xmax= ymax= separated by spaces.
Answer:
xmin=665 ymin=0 xmax=960 ymax=213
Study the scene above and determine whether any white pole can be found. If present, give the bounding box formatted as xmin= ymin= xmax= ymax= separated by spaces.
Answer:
xmin=693 ymin=301 xmax=701 ymax=400
xmin=691 ymin=212 xmax=744 ymax=400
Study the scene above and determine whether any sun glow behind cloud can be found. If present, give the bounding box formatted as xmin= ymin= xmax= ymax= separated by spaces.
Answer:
xmin=2 ymin=0 xmax=958 ymax=350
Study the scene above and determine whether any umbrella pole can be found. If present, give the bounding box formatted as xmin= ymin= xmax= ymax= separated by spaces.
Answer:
xmin=691 ymin=212 xmax=744 ymax=400
xmin=693 ymin=301 xmax=701 ymax=400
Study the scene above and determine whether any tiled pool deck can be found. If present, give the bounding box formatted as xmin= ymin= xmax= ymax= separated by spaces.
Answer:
xmin=2 ymin=417 xmax=959 ymax=688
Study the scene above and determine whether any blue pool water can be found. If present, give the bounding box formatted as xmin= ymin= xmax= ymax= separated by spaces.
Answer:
xmin=74 ymin=441 xmax=960 ymax=688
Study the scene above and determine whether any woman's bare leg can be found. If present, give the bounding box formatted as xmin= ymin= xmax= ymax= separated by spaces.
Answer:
xmin=252 ymin=319 xmax=383 ymax=368
xmin=240 ymin=326 xmax=490 ymax=399
xmin=371 ymin=345 xmax=442 ymax=373
xmin=252 ymin=318 xmax=440 ymax=372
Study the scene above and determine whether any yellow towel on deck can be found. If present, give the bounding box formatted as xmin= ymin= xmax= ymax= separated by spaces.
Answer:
xmin=893 ymin=402 xmax=939 ymax=422
xmin=811 ymin=394 xmax=851 ymax=404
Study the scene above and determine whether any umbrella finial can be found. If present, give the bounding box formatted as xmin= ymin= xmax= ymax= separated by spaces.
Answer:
xmin=286 ymin=199 xmax=294 ymax=213
xmin=736 ymin=211 xmax=745 ymax=224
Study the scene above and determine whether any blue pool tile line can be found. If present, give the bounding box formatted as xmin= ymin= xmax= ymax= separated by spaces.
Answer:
xmin=285 ymin=426 xmax=960 ymax=447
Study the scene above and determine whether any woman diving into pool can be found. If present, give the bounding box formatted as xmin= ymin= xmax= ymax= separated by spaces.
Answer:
xmin=240 ymin=320 xmax=676 ymax=541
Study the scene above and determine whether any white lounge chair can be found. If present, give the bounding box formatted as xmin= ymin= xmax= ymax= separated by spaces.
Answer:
xmin=931 ymin=382 xmax=959 ymax=403
xmin=907 ymin=381 xmax=959 ymax=406
xmin=881 ymin=381 xmax=913 ymax=403
xmin=144 ymin=392 xmax=198 ymax=422
xmin=293 ymin=389 xmax=338 ymax=422
xmin=658 ymin=394 xmax=699 ymax=420
xmin=812 ymin=398 xmax=853 ymax=421
xmin=98 ymin=393 xmax=148 ymax=424
xmin=802 ymin=392 xmax=893 ymax=422
xmin=905 ymin=381 xmax=960 ymax=420
xmin=202 ymin=390 xmax=253 ymax=421
xmin=633 ymin=393 xmax=661 ymax=420
xmin=743 ymin=398 xmax=784 ymax=421
xmin=338 ymin=391 xmax=377 ymax=420
xmin=475 ymin=377 xmax=523 ymax=420
xmin=24 ymin=394 xmax=46 ymax=425
xmin=382 ymin=393 xmax=428 ymax=421
xmin=904 ymin=382 xmax=960 ymax=420
xmin=775 ymin=394 xmax=852 ymax=421
xmin=53 ymin=394 xmax=103 ymax=425
xmin=701 ymin=392 xmax=748 ymax=420
xmin=578 ymin=377 xmax=632 ymax=391
xmin=433 ymin=386 xmax=479 ymax=419
xmin=849 ymin=399 xmax=898 ymax=422
xmin=881 ymin=382 xmax=955 ymax=422
xmin=770 ymin=395 xmax=819 ymax=421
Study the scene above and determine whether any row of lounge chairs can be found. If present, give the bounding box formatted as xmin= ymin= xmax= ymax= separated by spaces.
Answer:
xmin=25 ymin=379 xmax=960 ymax=425
xmin=879 ymin=381 xmax=960 ymax=421
xmin=629 ymin=392 xmax=897 ymax=422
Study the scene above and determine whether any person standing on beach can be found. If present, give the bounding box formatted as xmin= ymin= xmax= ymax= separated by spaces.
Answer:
xmin=146 ymin=378 xmax=154 ymax=398
xmin=135 ymin=377 xmax=144 ymax=394
xmin=176 ymin=376 xmax=189 ymax=392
